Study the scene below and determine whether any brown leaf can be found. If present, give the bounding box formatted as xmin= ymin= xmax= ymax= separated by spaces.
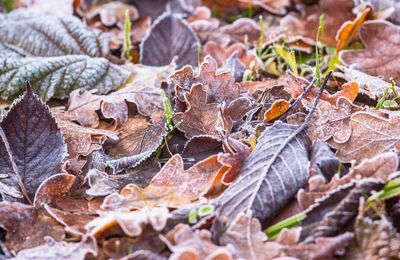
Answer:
xmin=181 ymin=135 xmax=223 ymax=168
xmin=340 ymin=66 xmax=396 ymax=100
xmin=101 ymin=154 xmax=222 ymax=209
xmin=0 ymin=201 xmax=65 ymax=252
xmin=85 ymin=207 xmax=168 ymax=239
xmin=104 ymin=116 xmax=167 ymax=173
xmin=173 ymin=84 xmax=220 ymax=138
xmin=298 ymin=152 xmax=398 ymax=209
xmin=66 ymin=82 xmax=164 ymax=128
xmin=52 ymin=108 xmax=118 ymax=158
xmin=33 ymin=174 xmax=76 ymax=208
xmin=0 ymin=86 xmax=67 ymax=203
xmin=330 ymin=110 xmax=400 ymax=162
xmin=240 ymin=0 xmax=290 ymax=15
xmin=219 ymin=18 xmax=261 ymax=46
xmin=170 ymin=55 xmax=240 ymax=104
xmin=336 ymin=6 xmax=372 ymax=51
xmin=340 ymin=20 xmax=400 ymax=82
xmin=280 ymin=0 xmax=355 ymax=46
xmin=161 ymin=224 xmax=234 ymax=259
xmin=202 ymin=41 xmax=258 ymax=69
xmin=299 ymin=97 xmax=363 ymax=143
xmin=12 ymin=235 xmax=97 ymax=260
xmin=284 ymin=72 xmax=359 ymax=106
xmin=346 ymin=208 xmax=400 ymax=259
xmin=219 ymin=211 xmax=279 ymax=260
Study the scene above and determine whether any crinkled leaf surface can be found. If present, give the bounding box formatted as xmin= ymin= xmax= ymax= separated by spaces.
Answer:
xmin=0 ymin=87 xmax=67 ymax=203
xmin=330 ymin=111 xmax=400 ymax=162
xmin=13 ymin=235 xmax=97 ymax=260
xmin=0 ymin=10 xmax=109 ymax=58
xmin=340 ymin=20 xmax=400 ymax=82
xmin=66 ymin=82 xmax=164 ymax=128
xmin=214 ymin=121 xmax=310 ymax=232
xmin=140 ymin=13 xmax=200 ymax=67
xmin=0 ymin=201 xmax=65 ymax=252
xmin=0 ymin=55 xmax=132 ymax=101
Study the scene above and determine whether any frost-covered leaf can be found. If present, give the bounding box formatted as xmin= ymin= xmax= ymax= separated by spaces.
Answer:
xmin=13 ymin=235 xmax=97 ymax=260
xmin=214 ymin=121 xmax=310 ymax=232
xmin=0 ymin=201 xmax=65 ymax=252
xmin=0 ymin=55 xmax=132 ymax=101
xmin=340 ymin=20 xmax=400 ymax=82
xmin=0 ymin=10 xmax=109 ymax=58
xmin=140 ymin=13 xmax=200 ymax=67
xmin=300 ymin=179 xmax=383 ymax=242
xmin=66 ymin=82 xmax=163 ymax=128
xmin=0 ymin=86 xmax=67 ymax=203
xmin=330 ymin=110 xmax=400 ymax=162
xmin=101 ymin=154 xmax=222 ymax=209
xmin=86 ymin=207 xmax=169 ymax=238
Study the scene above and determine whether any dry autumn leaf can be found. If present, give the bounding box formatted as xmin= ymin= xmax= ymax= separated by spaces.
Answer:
xmin=340 ymin=20 xmax=400 ymax=82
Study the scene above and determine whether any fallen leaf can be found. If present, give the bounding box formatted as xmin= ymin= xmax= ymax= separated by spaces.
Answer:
xmin=0 ymin=55 xmax=132 ymax=101
xmin=140 ymin=13 xmax=200 ymax=67
xmin=340 ymin=66 xmax=396 ymax=100
xmin=13 ymin=235 xmax=97 ymax=260
xmin=264 ymin=99 xmax=291 ymax=122
xmin=0 ymin=10 xmax=109 ymax=58
xmin=34 ymin=173 xmax=76 ymax=207
xmin=340 ymin=20 xmax=400 ymax=82
xmin=104 ymin=116 xmax=167 ymax=173
xmin=66 ymin=82 xmax=164 ymax=128
xmin=85 ymin=207 xmax=169 ymax=239
xmin=346 ymin=207 xmax=400 ymax=259
xmin=219 ymin=211 xmax=277 ymax=260
xmin=0 ymin=86 xmax=67 ymax=203
xmin=170 ymin=55 xmax=240 ymax=104
xmin=181 ymin=135 xmax=223 ymax=168
xmin=240 ymin=0 xmax=290 ymax=15
xmin=336 ymin=6 xmax=372 ymax=51
xmin=293 ymin=97 xmax=363 ymax=143
xmin=214 ymin=120 xmax=310 ymax=233
xmin=298 ymin=152 xmax=398 ymax=209
xmin=280 ymin=0 xmax=355 ymax=46
xmin=219 ymin=18 xmax=261 ymax=46
xmin=301 ymin=179 xmax=383 ymax=242
xmin=161 ymin=224 xmax=234 ymax=260
xmin=309 ymin=141 xmax=346 ymax=181
xmin=0 ymin=201 xmax=65 ymax=252
xmin=330 ymin=110 xmax=400 ymax=162
xmin=101 ymin=154 xmax=222 ymax=209
xmin=173 ymin=84 xmax=220 ymax=138
xmin=202 ymin=41 xmax=258 ymax=69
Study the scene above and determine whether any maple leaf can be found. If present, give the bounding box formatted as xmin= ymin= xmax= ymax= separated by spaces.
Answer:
xmin=340 ymin=20 xmax=400 ymax=82
xmin=0 ymin=86 xmax=67 ymax=203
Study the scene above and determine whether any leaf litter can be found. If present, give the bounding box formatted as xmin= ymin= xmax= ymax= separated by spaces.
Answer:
xmin=0 ymin=0 xmax=400 ymax=259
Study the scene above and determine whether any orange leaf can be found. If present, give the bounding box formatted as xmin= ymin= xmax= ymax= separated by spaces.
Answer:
xmin=264 ymin=99 xmax=291 ymax=122
xmin=336 ymin=6 xmax=372 ymax=52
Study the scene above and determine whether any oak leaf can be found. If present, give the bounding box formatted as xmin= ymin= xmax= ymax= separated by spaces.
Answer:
xmin=340 ymin=20 xmax=400 ymax=82
xmin=101 ymin=154 xmax=222 ymax=209
xmin=66 ymin=82 xmax=164 ymax=128
xmin=330 ymin=110 xmax=400 ymax=162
